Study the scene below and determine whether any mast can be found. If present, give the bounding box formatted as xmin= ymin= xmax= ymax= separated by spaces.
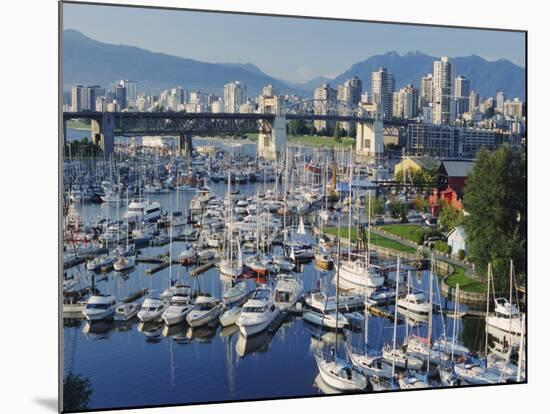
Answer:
xmin=335 ymin=218 xmax=342 ymax=360
xmin=391 ymin=257 xmax=401 ymax=386
xmin=426 ymin=256 xmax=434 ymax=380
xmin=451 ymin=284 xmax=460 ymax=362
xmin=348 ymin=148 xmax=353 ymax=261
xmin=485 ymin=262 xmax=491 ymax=360
xmin=517 ymin=313 xmax=525 ymax=382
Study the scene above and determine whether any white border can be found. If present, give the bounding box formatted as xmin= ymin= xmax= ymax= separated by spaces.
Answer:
xmin=1 ymin=1 xmax=545 ymax=413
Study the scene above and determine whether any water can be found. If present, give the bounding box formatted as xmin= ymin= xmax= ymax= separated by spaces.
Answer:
xmin=63 ymin=151 xmax=488 ymax=411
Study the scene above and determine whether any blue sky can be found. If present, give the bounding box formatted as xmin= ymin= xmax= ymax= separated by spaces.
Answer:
xmin=63 ymin=3 xmax=526 ymax=83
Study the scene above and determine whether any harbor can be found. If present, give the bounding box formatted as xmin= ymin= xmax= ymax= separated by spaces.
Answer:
xmin=62 ymin=133 xmax=525 ymax=409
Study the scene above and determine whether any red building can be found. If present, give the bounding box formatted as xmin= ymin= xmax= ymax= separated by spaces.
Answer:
xmin=429 ymin=160 xmax=475 ymax=216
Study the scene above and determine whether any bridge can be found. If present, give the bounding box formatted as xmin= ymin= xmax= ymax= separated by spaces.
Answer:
xmin=62 ymin=100 xmax=410 ymax=160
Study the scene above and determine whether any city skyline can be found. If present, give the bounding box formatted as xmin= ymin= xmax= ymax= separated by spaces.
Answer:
xmin=63 ymin=3 xmax=526 ymax=84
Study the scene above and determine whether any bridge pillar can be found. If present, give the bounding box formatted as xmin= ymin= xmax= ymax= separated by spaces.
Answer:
xmin=91 ymin=112 xmax=115 ymax=156
xmin=258 ymin=115 xmax=287 ymax=161
xmin=356 ymin=112 xmax=384 ymax=158
xmin=179 ymin=132 xmax=192 ymax=160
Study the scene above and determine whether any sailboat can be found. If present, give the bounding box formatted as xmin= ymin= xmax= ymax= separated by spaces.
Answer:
xmin=313 ymin=226 xmax=367 ymax=392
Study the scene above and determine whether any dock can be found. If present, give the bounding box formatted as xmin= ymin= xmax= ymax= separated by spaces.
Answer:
xmin=189 ymin=261 xmax=215 ymax=277
xmin=121 ymin=288 xmax=149 ymax=303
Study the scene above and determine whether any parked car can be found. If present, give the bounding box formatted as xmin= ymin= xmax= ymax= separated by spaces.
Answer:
xmin=408 ymin=213 xmax=423 ymax=223
xmin=424 ymin=217 xmax=438 ymax=228
xmin=375 ymin=215 xmax=385 ymax=225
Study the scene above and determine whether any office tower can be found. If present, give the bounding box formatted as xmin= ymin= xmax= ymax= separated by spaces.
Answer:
xmin=223 ymin=81 xmax=246 ymax=113
xmin=337 ymin=76 xmax=363 ymax=131
xmin=469 ymin=91 xmax=480 ymax=112
xmin=496 ymin=91 xmax=505 ymax=113
xmin=433 ymin=57 xmax=453 ymax=124
xmin=313 ymin=83 xmax=337 ymax=132
xmin=371 ymin=67 xmax=395 ymax=120
xmin=454 ymin=75 xmax=471 ymax=116
xmin=120 ymin=80 xmax=137 ymax=107
xmin=419 ymin=74 xmax=434 ymax=108
xmin=114 ymin=84 xmax=127 ymax=110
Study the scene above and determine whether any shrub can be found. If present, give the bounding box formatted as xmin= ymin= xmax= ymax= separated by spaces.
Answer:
xmin=434 ymin=240 xmax=451 ymax=255
xmin=458 ymin=249 xmax=466 ymax=260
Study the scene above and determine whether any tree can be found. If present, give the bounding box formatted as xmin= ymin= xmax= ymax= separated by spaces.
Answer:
xmin=389 ymin=198 xmax=407 ymax=221
xmin=370 ymin=197 xmax=386 ymax=216
xmin=63 ymin=373 xmax=92 ymax=411
xmin=395 ymin=168 xmax=437 ymax=186
xmin=463 ymin=147 xmax=526 ymax=287
xmin=412 ymin=194 xmax=428 ymax=212
xmin=333 ymin=123 xmax=343 ymax=142
xmin=438 ymin=202 xmax=463 ymax=232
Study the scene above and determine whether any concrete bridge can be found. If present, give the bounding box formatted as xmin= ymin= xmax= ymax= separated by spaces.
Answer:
xmin=62 ymin=100 xmax=409 ymax=160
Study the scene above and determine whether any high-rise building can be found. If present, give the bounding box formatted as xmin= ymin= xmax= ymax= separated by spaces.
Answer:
xmin=120 ymin=80 xmax=138 ymax=108
xmin=223 ymin=81 xmax=246 ymax=113
xmin=71 ymin=85 xmax=103 ymax=112
xmin=393 ymin=84 xmax=418 ymax=119
xmin=496 ymin=91 xmax=505 ymax=113
xmin=469 ymin=91 xmax=480 ymax=112
xmin=337 ymin=76 xmax=363 ymax=131
xmin=504 ymin=98 xmax=523 ymax=119
xmin=371 ymin=68 xmax=395 ymax=120
xmin=114 ymin=84 xmax=127 ymax=110
xmin=454 ymin=75 xmax=470 ymax=117
xmin=419 ymin=74 xmax=434 ymax=108
xmin=71 ymin=85 xmax=84 ymax=112
xmin=433 ymin=57 xmax=453 ymax=124
xmin=313 ymin=83 xmax=337 ymax=132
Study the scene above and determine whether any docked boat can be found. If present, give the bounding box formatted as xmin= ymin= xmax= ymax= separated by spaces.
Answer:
xmin=486 ymin=298 xmax=523 ymax=335
xmin=382 ymin=346 xmax=424 ymax=371
xmin=314 ymin=349 xmax=367 ymax=391
xmin=82 ymin=294 xmax=117 ymax=321
xmin=219 ymin=306 xmax=242 ymax=327
xmin=113 ymin=255 xmax=135 ymax=272
xmin=273 ymin=274 xmax=303 ymax=310
xmin=137 ymin=291 xmax=167 ymax=322
xmin=179 ymin=244 xmax=196 ymax=265
xmin=222 ymin=281 xmax=247 ymax=305
xmin=335 ymin=260 xmax=384 ymax=289
xmin=236 ymin=285 xmax=279 ymax=337
xmin=114 ymin=302 xmax=141 ymax=321
xmin=314 ymin=247 xmax=333 ymax=270
xmin=162 ymin=286 xmax=194 ymax=326
xmin=396 ymin=291 xmax=432 ymax=315
xmin=86 ymin=254 xmax=116 ymax=272
xmin=272 ymin=255 xmax=295 ymax=272
xmin=346 ymin=345 xmax=392 ymax=378
xmin=124 ymin=198 xmax=162 ymax=223
xmin=454 ymin=362 xmax=502 ymax=385
xmin=186 ymin=294 xmax=223 ymax=327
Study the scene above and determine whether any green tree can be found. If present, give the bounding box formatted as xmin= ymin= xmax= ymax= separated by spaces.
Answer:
xmin=63 ymin=373 xmax=93 ymax=411
xmin=438 ymin=202 xmax=463 ymax=232
xmin=333 ymin=123 xmax=343 ymax=142
xmin=370 ymin=197 xmax=386 ymax=216
xmin=412 ymin=194 xmax=428 ymax=212
xmin=463 ymin=147 xmax=526 ymax=287
xmin=389 ymin=198 xmax=407 ymax=221
xmin=395 ymin=168 xmax=437 ymax=186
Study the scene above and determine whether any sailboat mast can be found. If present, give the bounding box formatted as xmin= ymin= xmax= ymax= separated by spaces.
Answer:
xmin=391 ymin=257 xmax=401 ymax=383
xmin=348 ymin=149 xmax=353 ymax=261
xmin=335 ymin=218 xmax=342 ymax=358
xmin=426 ymin=257 xmax=434 ymax=379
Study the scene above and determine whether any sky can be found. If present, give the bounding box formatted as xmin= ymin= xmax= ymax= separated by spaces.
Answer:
xmin=62 ymin=3 xmax=526 ymax=84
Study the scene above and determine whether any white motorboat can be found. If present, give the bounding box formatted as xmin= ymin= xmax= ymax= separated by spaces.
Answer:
xmin=219 ymin=306 xmax=242 ymax=327
xmin=114 ymin=302 xmax=141 ymax=321
xmin=305 ymin=291 xmax=364 ymax=313
xmin=137 ymin=291 xmax=167 ymax=322
xmin=486 ymin=298 xmax=523 ymax=335
xmin=179 ymin=244 xmax=196 ymax=265
xmin=272 ymin=255 xmax=295 ymax=272
xmin=82 ymin=294 xmax=117 ymax=321
xmin=396 ymin=291 xmax=432 ymax=315
xmin=454 ymin=362 xmax=502 ymax=385
xmin=236 ymin=285 xmax=279 ymax=337
xmin=160 ymin=283 xmax=191 ymax=301
xmin=186 ymin=294 xmax=223 ymax=327
xmin=303 ymin=309 xmax=349 ymax=330
xmin=222 ymin=281 xmax=247 ymax=305
xmin=124 ymin=198 xmax=161 ymax=222
xmin=335 ymin=260 xmax=385 ymax=289
xmin=314 ymin=350 xmax=367 ymax=391
xmin=162 ymin=286 xmax=194 ymax=326
xmin=273 ymin=274 xmax=303 ymax=310
xmin=113 ymin=255 xmax=135 ymax=272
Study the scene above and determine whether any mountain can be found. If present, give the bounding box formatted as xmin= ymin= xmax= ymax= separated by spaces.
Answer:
xmin=62 ymin=30 xmax=308 ymax=96
xmin=323 ymin=51 xmax=525 ymax=100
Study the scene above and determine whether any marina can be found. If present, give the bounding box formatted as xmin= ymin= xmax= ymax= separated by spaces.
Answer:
xmin=62 ymin=134 xmax=525 ymax=409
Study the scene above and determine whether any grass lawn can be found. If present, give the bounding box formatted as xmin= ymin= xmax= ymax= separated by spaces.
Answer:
xmin=288 ymin=135 xmax=355 ymax=148
xmin=445 ymin=265 xmax=486 ymax=293
xmin=380 ymin=224 xmax=426 ymax=244
xmin=66 ymin=119 xmax=91 ymax=129
xmin=323 ymin=226 xmax=417 ymax=254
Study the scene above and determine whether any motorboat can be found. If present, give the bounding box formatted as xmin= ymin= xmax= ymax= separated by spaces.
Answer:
xmin=82 ymin=294 xmax=117 ymax=321
xmin=86 ymin=254 xmax=116 ymax=272
xmin=365 ymin=286 xmax=396 ymax=306
xmin=219 ymin=306 xmax=242 ymax=327
xmin=273 ymin=274 xmax=303 ymax=310
xmin=272 ymin=255 xmax=295 ymax=272
xmin=137 ymin=291 xmax=167 ymax=322
xmin=454 ymin=362 xmax=502 ymax=385
xmin=114 ymin=302 xmax=141 ymax=321
xmin=179 ymin=244 xmax=196 ymax=265
xmin=314 ymin=247 xmax=333 ymax=270
xmin=396 ymin=291 xmax=432 ymax=315
xmin=162 ymin=286 xmax=194 ymax=326
xmin=124 ymin=198 xmax=162 ymax=223
xmin=486 ymin=298 xmax=523 ymax=335
xmin=186 ymin=294 xmax=223 ymax=327
xmin=305 ymin=291 xmax=364 ymax=313
xmin=236 ymin=285 xmax=279 ymax=337
xmin=222 ymin=281 xmax=247 ymax=305
xmin=303 ymin=309 xmax=348 ymax=330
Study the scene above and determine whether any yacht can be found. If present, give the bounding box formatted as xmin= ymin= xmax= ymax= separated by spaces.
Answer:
xmin=113 ymin=255 xmax=135 ymax=272
xmin=219 ymin=306 xmax=242 ymax=327
xmin=124 ymin=198 xmax=162 ymax=223
xmin=396 ymin=291 xmax=432 ymax=315
xmin=86 ymin=254 xmax=116 ymax=272
xmin=314 ymin=247 xmax=333 ymax=270
xmin=178 ymin=244 xmax=196 ymax=265
xmin=82 ymin=294 xmax=117 ymax=321
xmin=335 ymin=260 xmax=385 ymax=289
xmin=486 ymin=298 xmax=523 ymax=335
xmin=236 ymin=285 xmax=279 ymax=337
xmin=114 ymin=302 xmax=141 ymax=321
xmin=137 ymin=291 xmax=167 ymax=322
xmin=382 ymin=345 xmax=424 ymax=371
xmin=162 ymin=286 xmax=194 ymax=326
xmin=186 ymin=294 xmax=223 ymax=327
xmin=273 ymin=274 xmax=303 ymax=310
